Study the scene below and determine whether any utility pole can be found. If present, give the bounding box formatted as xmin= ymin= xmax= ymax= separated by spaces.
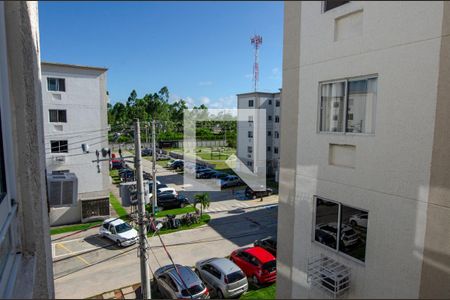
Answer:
xmin=134 ymin=119 xmax=151 ymax=299
xmin=152 ymin=120 xmax=157 ymax=217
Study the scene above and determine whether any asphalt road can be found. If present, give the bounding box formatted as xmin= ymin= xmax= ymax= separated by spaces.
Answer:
xmin=52 ymin=157 xmax=279 ymax=299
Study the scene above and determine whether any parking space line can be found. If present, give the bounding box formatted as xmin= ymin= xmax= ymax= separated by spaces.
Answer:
xmin=55 ymin=243 xmax=91 ymax=266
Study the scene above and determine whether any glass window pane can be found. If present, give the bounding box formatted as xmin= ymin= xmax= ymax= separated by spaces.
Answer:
xmin=339 ymin=205 xmax=368 ymax=262
xmin=315 ymin=198 xmax=339 ymax=249
xmin=320 ymin=82 xmax=345 ymax=132
xmin=58 ymin=79 xmax=66 ymax=92
xmin=49 ymin=110 xmax=58 ymax=122
xmin=59 ymin=110 xmax=67 ymax=123
xmin=346 ymin=78 xmax=377 ymax=134
xmin=47 ymin=78 xmax=57 ymax=91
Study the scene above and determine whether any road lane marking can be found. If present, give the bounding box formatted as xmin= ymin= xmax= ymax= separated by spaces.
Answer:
xmin=55 ymin=243 xmax=91 ymax=266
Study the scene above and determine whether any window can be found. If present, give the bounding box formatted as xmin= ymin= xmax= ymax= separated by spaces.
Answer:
xmin=319 ymin=76 xmax=377 ymax=134
xmin=246 ymin=160 xmax=253 ymax=167
xmin=50 ymin=140 xmax=68 ymax=153
xmin=49 ymin=109 xmax=67 ymax=123
xmin=248 ymin=115 xmax=253 ymax=123
xmin=276 ymin=100 xmax=280 ymax=107
xmin=267 ymin=146 xmax=271 ymax=152
xmin=248 ymin=131 xmax=253 ymax=138
xmin=323 ymin=0 xmax=349 ymax=12
xmin=268 ymin=100 xmax=272 ymax=105
xmin=274 ymin=131 xmax=279 ymax=139
xmin=248 ymin=146 xmax=253 ymax=153
xmin=275 ymin=116 xmax=280 ymax=123
xmin=268 ymin=115 xmax=272 ymax=121
xmin=314 ymin=197 xmax=368 ymax=262
xmin=274 ymin=147 xmax=278 ymax=154
xmin=47 ymin=77 xmax=66 ymax=92
xmin=248 ymin=100 xmax=254 ymax=107
xmin=267 ymin=131 xmax=272 ymax=137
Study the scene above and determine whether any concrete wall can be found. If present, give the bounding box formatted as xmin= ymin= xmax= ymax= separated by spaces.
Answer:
xmin=41 ymin=64 xmax=110 ymax=225
xmin=2 ymin=1 xmax=54 ymax=298
xmin=279 ymin=1 xmax=449 ymax=298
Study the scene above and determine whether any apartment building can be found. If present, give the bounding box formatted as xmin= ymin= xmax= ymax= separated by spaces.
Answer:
xmin=277 ymin=1 xmax=450 ymax=299
xmin=0 ymin=2 xmax=54 ymax=297
xmin=237 ymin=91 xmax=281 ymax=180
xmin=41 ymin=62 xmax=110 ymax=226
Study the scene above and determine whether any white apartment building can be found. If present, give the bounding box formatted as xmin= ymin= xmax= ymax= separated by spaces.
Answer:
xmin=41 ymin=62 xmax=110 ymax=226
xmin=277 ymin=1 xmax=450 ymax=299
xmin=237 ymin=91 xmax=281 ymax=180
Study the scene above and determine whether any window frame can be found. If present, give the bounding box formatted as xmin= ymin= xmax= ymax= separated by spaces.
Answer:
xmin=274 ymin=147 xmax=278 ymax=154
xmin=317 ymin=75 xmax=378 ymax=135
xmin=49 ymin=109 xmax=67 ymax=123
xmin=47 ymin=77 xmax=66 ymax=92
xmin=248 ymin=99 xmax=254 ymax=107
xmin=322 ymin=0 xmax=350 ymax=13
xmin=50 ymin=140 xmax=69 ymax=153
xmin=312 ymin=196 xmax=368 ymax=265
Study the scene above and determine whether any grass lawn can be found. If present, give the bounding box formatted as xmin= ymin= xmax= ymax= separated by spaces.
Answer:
xmin=149 ymin=214 xmax=211 ymax=236
xmin=50 ymin=220 xmax=103 ymax=235
xmin=146 ymin=205 xmax=196 ymax=218
xmin=110 ymin=169 xmax=121 ymax=184
xmin=240 ymin=284 xmax=276 ymax=300
xmin=109 ymin=193 xmax=129 ymax=219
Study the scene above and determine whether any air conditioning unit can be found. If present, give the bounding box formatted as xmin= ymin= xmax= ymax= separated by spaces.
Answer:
xmin=53 ymin=155 xmax=66 ymax=163
xmin=307 ymin=254 xmax=351 ymax=297
xmin=47 ymin=173 xmax=78 ymax=207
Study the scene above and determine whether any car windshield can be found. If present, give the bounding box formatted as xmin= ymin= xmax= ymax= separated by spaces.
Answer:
xmin=226 ymin=271 xmax=245 ymax=283
xmin=115 ymin=223 xmax=132 ymax=233
xmin=181 ymin=284 xmax=205 ymax=297
xmin=262 ymin=260 xmax=276 ymax=272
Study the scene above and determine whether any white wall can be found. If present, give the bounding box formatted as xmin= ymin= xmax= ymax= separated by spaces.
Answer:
xmin=282 ymin=1 xmax=445 ymax=298
xmin=42 ymin=64 xmax=109 ymax=225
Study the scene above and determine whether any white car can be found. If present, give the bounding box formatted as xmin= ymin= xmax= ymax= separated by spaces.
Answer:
xmin=99 ymin=218 xmax=138 ymax=247
xmin=349 ymin=213 xmax=368 ymax=228
xmin=149 ymin=187 xmax=177 ymax=199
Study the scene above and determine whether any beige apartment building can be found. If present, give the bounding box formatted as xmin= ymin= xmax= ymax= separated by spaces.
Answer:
xmin=277 ymin=1 xmax=450 ymax=299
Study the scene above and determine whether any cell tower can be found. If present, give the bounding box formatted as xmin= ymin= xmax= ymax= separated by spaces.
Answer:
xmin=251 ymin=34 xmax=263 ymax=92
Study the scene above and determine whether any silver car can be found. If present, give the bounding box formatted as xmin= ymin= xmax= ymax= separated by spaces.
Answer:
xmin=154 ymin=264 xmax=210 ymax=299
xmin=195 ymin=257 xmax=248 ymax=299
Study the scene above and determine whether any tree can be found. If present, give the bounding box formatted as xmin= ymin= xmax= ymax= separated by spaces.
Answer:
xmin=194 ymin=193 xmax=210 ymax=217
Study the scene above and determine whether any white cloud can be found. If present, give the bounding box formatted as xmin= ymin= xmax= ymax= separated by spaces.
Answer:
xmin=200 ymin=96 xmax=210 ymax=105
xmin=198 ymin=81 xmax=213 ymax=86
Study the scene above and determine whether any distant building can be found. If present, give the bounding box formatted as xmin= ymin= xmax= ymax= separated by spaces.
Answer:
xmin=237 ymin=91 xmax=281 ymax=181
xmin=0 ymin=2 xmax=54 ymax=297
xmin=41 ymin=62 xmax=110 ymax=226
xmin=277 ymin=1 xmax=450 ymax=299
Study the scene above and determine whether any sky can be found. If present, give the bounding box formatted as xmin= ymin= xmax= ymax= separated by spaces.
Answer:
xmin=38 ymin=1 xmax=284 ymax=109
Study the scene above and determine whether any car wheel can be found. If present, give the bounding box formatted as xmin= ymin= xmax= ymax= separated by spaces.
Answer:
xmin=217 ymin=289 xmax=224 ymax=299
xmin=252 ymin=275 xmax=260 ymax=286
xmin=350 ymin=220 xmax=357 ymax=227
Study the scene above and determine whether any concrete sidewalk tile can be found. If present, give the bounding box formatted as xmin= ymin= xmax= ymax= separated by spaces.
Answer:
xmin=102 ymin=291 xmax=115 ymax=299
xmin=121 ymin=286 xmax=134 ymax=294
xmin=123 ymin=292 xmax=136 ymax=299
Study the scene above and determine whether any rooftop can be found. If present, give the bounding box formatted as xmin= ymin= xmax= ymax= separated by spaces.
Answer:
xmin=41 ymin=61 xmax=108 ymax=72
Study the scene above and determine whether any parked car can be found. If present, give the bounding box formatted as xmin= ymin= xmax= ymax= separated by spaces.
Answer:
xmin=141 ymin=148 xmax=152 ymax=156
xmin=148 ymin=180 xmax=162 ymax=191
xmin=219 ymin=176 xmax=242 ymax=188
xmin=315 ymin=223 xmax=359 ymax=249
xmin=111 ymin=159 xmax=124 ymax=170
xmin=195 ymin=257 xmax=248 ymax=299
xmin=119 ymin=169 xmax=135 ymax=182
xmin=245 ymin=186 xmax=273 ymax=199
xmin=196 ymin=169 xmax=217 ymax=179
xmin=349 ymin=213 xmax=368 ymax=228
xmin=195 ymin=166 xmax=211 ymax=176
xmin=154 ymin=264 xmax=210 ymax=299
xmin=229 ymin=247 xmax=276 ymax=285
xmin=156 ymin=193 xmax=190 ymax=209
xmin=254 ymin=236 xmax=277 ymax=256
xmin=99 ymin=218 xmax=138 ymax=247
xmin=211 ymin=172 xmax=229 ymax=180
xmin=167 ymin=159 xmax=183 ymax=169
xmin=150 ymin=187 xmax=178 ymax=199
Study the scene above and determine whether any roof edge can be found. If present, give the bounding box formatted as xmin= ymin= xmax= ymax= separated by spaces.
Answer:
xmin=41 ymin=61 xmax=108 ymax=72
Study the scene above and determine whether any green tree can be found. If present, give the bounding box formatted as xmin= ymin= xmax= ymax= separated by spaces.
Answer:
xmin=194 ymin=193 xmax=210 ymax=217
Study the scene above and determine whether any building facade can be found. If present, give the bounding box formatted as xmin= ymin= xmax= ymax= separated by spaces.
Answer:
xmin=277 ymin=1 xmax=450 ymax=299
xmin=0 ymin=2 xmax=54 ymax=297
xmin=41 ymin=62 xmax=110 ymax=226
xmin=237 ymin=91 xmax=281 ymax=180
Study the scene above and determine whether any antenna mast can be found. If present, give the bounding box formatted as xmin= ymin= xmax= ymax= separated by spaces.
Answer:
xmin=251 ymin=34 xmax=263 ymax=92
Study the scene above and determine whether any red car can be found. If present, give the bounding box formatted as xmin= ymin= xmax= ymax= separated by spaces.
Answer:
xmin=229 ymin=247 xmax=276 ymax=285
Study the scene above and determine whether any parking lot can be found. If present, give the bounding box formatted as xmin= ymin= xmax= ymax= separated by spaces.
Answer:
xmin=53 ymin=155 xmax=279 ymax=299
